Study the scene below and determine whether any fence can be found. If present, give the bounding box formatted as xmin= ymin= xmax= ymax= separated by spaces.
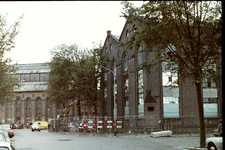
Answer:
xmin=51 ymin=115 xmax=220 ymax=135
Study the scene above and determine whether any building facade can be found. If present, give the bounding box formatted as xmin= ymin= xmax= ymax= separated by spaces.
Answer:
xmin=100 ymin=21 xmax=222 ymax=133
xmin=0 ymin=22 xmax=222 ymax=133
xmin=0 ymin=63 xmax=54 ymax=125
xmin=0 ymin=63 xmax=96 ymax=126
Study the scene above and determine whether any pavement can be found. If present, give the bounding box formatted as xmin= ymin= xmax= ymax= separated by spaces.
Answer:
xmin=19 ymin=129 xmax=210 ymax=150
xmin=62 ymin=131 xmax=210 ymax=150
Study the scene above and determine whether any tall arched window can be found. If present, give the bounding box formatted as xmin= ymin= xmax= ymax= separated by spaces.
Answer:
xmin=124 ymin=54 xmax=128 ymax=73
xmin=26 ymin=98 xmax=31 ymax=122
xmin=123 ymin=54 xmax=129 ymax=119
xmin=47 ymin=98 xmax=52 ymax=121
xmin=112 ymin=61 xmax=117 ymax=117
xmin=36 ymin=98 xmax=42 ymax=120
xmin=137 ymin=46 xmax=144 ymax=118
xmin=6 ymin=102 xmax=11 ymax=124
xmin=162 ymin=44 xmax=179 ymax=118
xmin=16 ymin=98 xmax=21 ymax=121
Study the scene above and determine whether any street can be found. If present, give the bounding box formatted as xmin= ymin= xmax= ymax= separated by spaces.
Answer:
xmin=10 ymin=129 xmax=209 ymax=150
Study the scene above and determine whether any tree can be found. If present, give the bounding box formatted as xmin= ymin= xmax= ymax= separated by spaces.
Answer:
xmin=71 ymin=43 xmax=110 ymax=117
xmin=0 ymin=13 xmax=23 ymax=104
xmin=47 ymin=43 xmax=110 ymax=119
xmin=47 ymin=43 xmax=88 ymax=112
xmin=120 ymin=1 xmax=222 ymax=147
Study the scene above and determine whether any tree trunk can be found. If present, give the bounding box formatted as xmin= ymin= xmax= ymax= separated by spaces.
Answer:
xmin=195 ymin=82 xmax=206 ymax=147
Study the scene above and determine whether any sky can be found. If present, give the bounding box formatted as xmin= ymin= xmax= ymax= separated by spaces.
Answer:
xmin=0 ymin=1 xmax=144 ymax=64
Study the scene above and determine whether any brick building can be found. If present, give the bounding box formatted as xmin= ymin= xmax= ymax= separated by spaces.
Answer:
xmin=0 ymin=22 xmax=222 ymax=133
xmin=99 ymin=21 xmax=222 ymax=133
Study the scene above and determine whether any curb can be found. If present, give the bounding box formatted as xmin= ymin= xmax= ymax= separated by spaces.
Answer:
xmin=175 ymin=147 xmax=207 ymax=150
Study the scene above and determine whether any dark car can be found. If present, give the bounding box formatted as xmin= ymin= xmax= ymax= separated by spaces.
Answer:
xmin=11 ymin=124 xmax=22 ymax=129
xmin=0 ymin=124 xmax=14 ymax=138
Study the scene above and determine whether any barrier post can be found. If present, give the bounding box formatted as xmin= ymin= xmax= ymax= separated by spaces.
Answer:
xmin=109 ymin=122 xmax=111 ymax=135
xmin=97 ymin=117 xmax=99 ymax=135
xmin=114 ymin=121 xmax=116 ymax=136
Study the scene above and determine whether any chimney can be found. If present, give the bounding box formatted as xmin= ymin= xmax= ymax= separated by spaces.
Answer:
xmin=107 ymin=30 xmax=111 ymax=35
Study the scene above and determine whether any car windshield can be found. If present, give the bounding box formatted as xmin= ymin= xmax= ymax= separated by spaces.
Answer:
xmin=33 ymin=124 xmax=40 ymax=127
xmin=0 ymin=130 xmax=10 ymax=142
xmin=0 ymin=134 xmax=6 ymax=142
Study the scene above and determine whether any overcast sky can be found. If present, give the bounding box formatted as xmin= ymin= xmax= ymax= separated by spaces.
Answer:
xmin=0 ymin=1 xmax=143 ymax=64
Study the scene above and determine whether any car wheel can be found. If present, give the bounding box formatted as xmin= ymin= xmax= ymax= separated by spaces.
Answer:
xmin=44 ymin=127 xmax=47 ymax=130
xmin=208 ymin=143 xmax=217 ymax=150
xmin=38 ymin=130 xmax=40 ymax=132
xmin=32 ymin=130 xmax=34 ymax=132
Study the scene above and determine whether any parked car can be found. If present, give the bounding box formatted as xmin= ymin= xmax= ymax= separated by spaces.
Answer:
xmin=0 ymin=124 xmax=14 ymax=138
xmin=11 ymin=124 xmax=22 ymax=129
xmin=31 ymin=123 xmax=41 ymax=132
xmin=205 ymin=137 xmax=223 ymax=150
xmin=33 ymin=121 xmax=48 ymax=130
xmin=0 ymin=129 xmax=10 ymax=143
xmin=0 ymin=132 xmax=7 ymax=142
xmin=0 ymin=142 xmax=12 ymax=150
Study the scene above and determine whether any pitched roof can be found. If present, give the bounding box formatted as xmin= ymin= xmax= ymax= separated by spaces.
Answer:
xmin=16 ymin=63 xmax=50 ymax=74
xmin=103 ymin=30 xmax=120 ymax=47
xmin=110 ymin=34 xmax=120 ymax=42
xmin=15 ymin=82 xmax=48 ymax=92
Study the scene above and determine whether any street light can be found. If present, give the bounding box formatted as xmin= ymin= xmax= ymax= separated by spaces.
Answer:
xmin=101 ymin=66 xmax=117 ymax=136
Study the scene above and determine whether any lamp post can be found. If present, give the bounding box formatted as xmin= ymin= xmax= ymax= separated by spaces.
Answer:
xmin=101 ymin=66 xmax=117 ymax=136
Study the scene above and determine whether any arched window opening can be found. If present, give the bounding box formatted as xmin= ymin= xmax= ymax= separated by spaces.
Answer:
xmin=26 ymin=98 xmax=31 ymax=122
xmin=112 ymin=61 xmax=117 ymax=111
xmin=16 ymin=98 xmax=21 ymax=122
xmin=124 ymin=54 xmax=128 ymax=73
xmin=47 ymin=98 xmax=52 ymax=122
xmin=137 ymin=46 xmax=144 ymax=118
xmin=36 ymin=98 xmax=42 ymax=121
xmin=162 ymin=44 xmax=180 ymax=118
xmin=6 ymin=102 xmax=11 ymax=124
xmin=123 ymin=54 xmax=129 ymax=118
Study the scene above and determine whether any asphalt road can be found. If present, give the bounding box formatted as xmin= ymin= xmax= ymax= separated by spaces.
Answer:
xmin=10 ymin=129 xmax=209 ymax=150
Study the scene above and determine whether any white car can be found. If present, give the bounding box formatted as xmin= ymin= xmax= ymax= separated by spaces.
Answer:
xmin=206 ymin=137 xmax=223 ymax=150
xmin=31 ymin=123 xmax=41 ymax=132
xmin=0 ymin=129 xmax=10 ymax=143
xmin=0 ymin=132 xmax=12 ymax=150
xmin=0 ymin=142 xmax=12 ymax=150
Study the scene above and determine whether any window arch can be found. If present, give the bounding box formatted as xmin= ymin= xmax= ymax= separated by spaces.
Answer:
xmin=132 ymin=24 xmax=136 ymax=33
xmin=123 ymin=54 xmax=128 ymax=73
xmin=16 ymin=98 xmax=21 ymax=121
xmin=110 ymin=43 xmax=112 ymax=50
xmin=26 ymin=98 xmax=31 ymax=122
xmin=47 ymin=98 xmax=52 ymax=121
xmin=123 ymin=54 xmax=129 ymax=118
xmin=112 ymin=60 xmax=117 ymax=114
xmin=126 ymin=30 xmax=129 ymax=38
xmin=36 ymin=97 xmax=42 ymax=120
xmin=6 ymin=102 xmax=11 ymax=124
xmin=162 ymin=44 xmax=180 ymax=118
xmin=137 ymin=47 xmax=144 ymax=118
